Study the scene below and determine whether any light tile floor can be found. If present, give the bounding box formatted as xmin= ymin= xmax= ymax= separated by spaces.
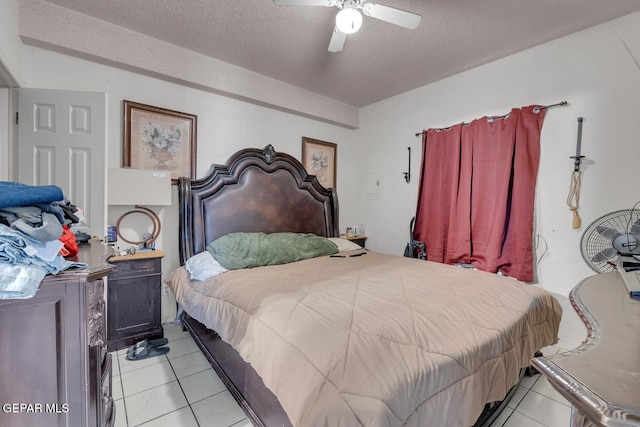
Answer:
xmin=111 ymin=292 xmax=586 ymax=427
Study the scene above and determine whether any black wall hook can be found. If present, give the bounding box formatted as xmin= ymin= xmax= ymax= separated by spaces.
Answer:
xmin=403 ymin=147 xmax=411 ymax=183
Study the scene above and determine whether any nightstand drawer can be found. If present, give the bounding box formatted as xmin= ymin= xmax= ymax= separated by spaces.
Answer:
xmin=109 ymin=258 xmax=161 ymax=279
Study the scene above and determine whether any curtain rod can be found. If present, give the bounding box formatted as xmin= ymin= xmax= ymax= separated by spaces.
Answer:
xmin=414 ymin=101 xmax=569 ymax=137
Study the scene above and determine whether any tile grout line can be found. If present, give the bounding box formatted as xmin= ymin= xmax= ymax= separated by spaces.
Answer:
xmin=162 ymin=328 xmax=248 ymax=427
xmin=116 ymin=326 xmax=200 ymax=426
xmin=165 ymin=350 xmax=202 ymax=427
xmin=126 ymin=381 xmax=191 ymax=426
xmin=110 ymin=350 xmax=129 ymax=427
xmin=512 ymin=385 xmax=533 ymax=425
xmin=165 ymin=323 xmax=245 ymax=426
xmin=527 ymin=387 xmax=571 ymax=408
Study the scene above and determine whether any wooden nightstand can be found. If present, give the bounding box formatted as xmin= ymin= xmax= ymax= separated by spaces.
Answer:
xmin=107 ymin=250 xmax=164 ymax=351
xmin=345 ymin=235 xmax=367 ymax=248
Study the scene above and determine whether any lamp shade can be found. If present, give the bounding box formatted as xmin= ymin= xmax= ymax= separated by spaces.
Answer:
xmin=336 ymin=7 xmax=362 ymax=34
xmin=108 ymin=168 xmax=171 ymax=206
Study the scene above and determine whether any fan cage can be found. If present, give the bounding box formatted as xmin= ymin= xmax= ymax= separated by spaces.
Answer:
xmin=580 ymin=209 xmax=640 ymax=273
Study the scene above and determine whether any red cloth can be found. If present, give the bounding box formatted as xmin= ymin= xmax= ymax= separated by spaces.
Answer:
xmin=59 ymin=225 xmax=79 ymax=257
xmin=445 ymin=123 xmax=473 ymax=265
xmin=413 ymin=106 xmax=545 ymax=282
xmin=498 ymin=106 xmax=545 ymax=280
xmin=413 ymin=124 xmax=461 ymax=263
xmin=468 ymin=108 xmax=519 ymax=274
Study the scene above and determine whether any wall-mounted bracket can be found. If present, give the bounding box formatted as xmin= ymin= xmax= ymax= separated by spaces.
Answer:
xmin=403 ymin=147 xmax=411 ymax=183
xmin=570 ymin=117 xmax=585 ymax=172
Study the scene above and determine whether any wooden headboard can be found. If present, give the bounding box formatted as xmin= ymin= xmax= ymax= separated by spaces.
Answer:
xmin=178 ymin=145 xmax=339 ymax=264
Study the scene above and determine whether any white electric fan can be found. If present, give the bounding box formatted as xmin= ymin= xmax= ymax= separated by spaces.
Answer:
xmin=274 ymin=0 xmax=422 ymax=52
xmin=580 ymin=209 xmax=640 ymax=273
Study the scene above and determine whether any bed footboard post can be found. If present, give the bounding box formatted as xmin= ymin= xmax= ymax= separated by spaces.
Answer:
xmin=330 ymin=188 xmax=339 ymax=237
xmin=178 ymin=176 xmax=194 ymax=265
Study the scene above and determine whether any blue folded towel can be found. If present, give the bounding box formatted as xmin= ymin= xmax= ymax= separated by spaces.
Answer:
xmin=0 ymin=182 xmax=64 ymax=209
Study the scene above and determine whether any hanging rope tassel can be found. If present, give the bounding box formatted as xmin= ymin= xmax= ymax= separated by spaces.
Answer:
xmin=567 ymin=170 xmax=582 ymax=229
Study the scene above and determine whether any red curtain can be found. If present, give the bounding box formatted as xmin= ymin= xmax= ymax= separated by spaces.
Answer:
xmin=413 ymin=105 xmax=546 ymax=282
xmin=414 ymin=124 xmax=461 ymax=263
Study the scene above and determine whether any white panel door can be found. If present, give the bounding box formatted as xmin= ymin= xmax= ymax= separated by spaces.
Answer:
xmin=18 ymin=88 xmax=107 ymax=237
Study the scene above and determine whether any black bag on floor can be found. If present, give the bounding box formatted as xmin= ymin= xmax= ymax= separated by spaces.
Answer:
xmin=403 ymin=217 xmax=427 ymax=260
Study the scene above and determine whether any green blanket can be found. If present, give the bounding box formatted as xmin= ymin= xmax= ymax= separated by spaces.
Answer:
xmin=206 ymin=232 xmax=338 ymax=270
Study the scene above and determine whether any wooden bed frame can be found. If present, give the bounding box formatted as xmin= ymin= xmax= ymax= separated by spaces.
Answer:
xmin=177 ymin=145 xmax=525 ymax=427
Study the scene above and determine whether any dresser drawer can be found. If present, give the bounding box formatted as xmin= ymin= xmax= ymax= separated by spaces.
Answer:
xmin=109 ymin=258 xmax=161 ymax=279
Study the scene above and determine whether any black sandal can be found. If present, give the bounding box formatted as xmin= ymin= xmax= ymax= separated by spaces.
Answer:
xmin=126 ymin=338 xmax=169 ymax=358
xmin=126 ymin=344 xmax=169 ymax=361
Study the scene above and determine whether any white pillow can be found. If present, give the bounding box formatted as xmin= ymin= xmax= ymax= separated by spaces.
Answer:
xmin=328 ymin=237 xmax=363 ymax=252
xmin=185 ymin=251 xmax=227 ymax=281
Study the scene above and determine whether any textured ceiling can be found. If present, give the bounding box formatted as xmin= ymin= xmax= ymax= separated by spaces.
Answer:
xmin=40 ymin=0 xmax=640 ymax=107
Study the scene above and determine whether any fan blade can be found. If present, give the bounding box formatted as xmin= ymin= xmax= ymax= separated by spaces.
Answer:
xmin=596 ymin=225 xmax=622 ymax=240
xmin=591 ymin=247 xmax=618 ymax=263
xmin=631 ymin=219 xmax=640 ymax=235
xmin=274 ymin=0 xmax=331 ymax=5
xmin=361 ymin=3 xmax=422 ymax=30
xmin=328 ymin=27 xmax=346 ymax=52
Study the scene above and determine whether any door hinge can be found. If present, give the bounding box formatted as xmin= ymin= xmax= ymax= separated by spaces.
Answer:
xmin=15 ymin=112 xmax=18 ymax=125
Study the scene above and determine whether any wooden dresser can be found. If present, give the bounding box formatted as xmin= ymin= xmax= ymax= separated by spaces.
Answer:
xmin=532 ymin=272 xmax=640 ymax=427
xmin=0 ymin=240 xmax=115 ymax=427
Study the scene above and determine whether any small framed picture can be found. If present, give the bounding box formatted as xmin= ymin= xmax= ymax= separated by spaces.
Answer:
xmin=122 ymin=100 xmax=197 ymax=184
xmin=301 ymin=137 xmax=337 ymax=189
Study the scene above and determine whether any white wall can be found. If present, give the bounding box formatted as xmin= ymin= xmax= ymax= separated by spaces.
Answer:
xmin=358 ymin=11 xmax=640 ymax=296
xmin=0 ymin=0 xmax=21 ymax=181
xmin=13 ymin=8 xmax=640 ymax=303
xmin=19 ymin=0 xmax=358 ymax=129
xmin=0 ymin=89 xmax=9 ymax=181
xmin=0 ymin=0 xmax=22 ymax=85
xmin=20 ymin=46 xmax=360 ymax=321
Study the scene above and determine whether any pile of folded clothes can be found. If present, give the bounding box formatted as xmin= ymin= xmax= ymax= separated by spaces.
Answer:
xmin=0 ymin=181 xmax=88 ymax=299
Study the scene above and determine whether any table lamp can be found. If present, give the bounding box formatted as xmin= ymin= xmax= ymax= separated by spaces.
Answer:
xmin=107 ymin=168 xmax=171 ymax=247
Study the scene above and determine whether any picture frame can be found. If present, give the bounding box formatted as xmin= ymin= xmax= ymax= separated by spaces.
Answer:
xmin=301 ymin=137 xmax=337 ymax=189
xmin=123 ymin=100 xmax=197 ymax=184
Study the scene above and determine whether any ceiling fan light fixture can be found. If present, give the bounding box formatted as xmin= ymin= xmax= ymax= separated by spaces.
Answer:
xmin=336 ymin=7 xmax=362 ymax=34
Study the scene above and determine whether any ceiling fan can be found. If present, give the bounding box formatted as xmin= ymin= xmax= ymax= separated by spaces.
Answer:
xmin=274 ymin=0 xmax=422 ymax=52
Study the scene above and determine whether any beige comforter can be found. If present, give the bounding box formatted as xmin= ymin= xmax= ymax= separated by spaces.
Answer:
xmin=167 ymin=250 xmax=562 ymax=427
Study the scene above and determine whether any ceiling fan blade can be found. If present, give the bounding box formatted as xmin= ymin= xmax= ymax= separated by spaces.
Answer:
xmin=361 ymin=3 xmax=422 ymax=30
xmin=274 ymin=0 xmax=331 ymax=5
xmin=596 ymin=225 xmax=622 ymax=240
xmin=591 ymin=247 xmax=618 ymax=263
xmin=631 ymin=219 xmax=640 ymax=235
xmin=328 ymin=27 xmax=346 ymax=52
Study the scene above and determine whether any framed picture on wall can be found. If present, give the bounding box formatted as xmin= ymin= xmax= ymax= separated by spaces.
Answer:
xmin=302 ymin=137 xmax=337 ymax=189
xmin=123 ymin=100 xmax=197 ymax=184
